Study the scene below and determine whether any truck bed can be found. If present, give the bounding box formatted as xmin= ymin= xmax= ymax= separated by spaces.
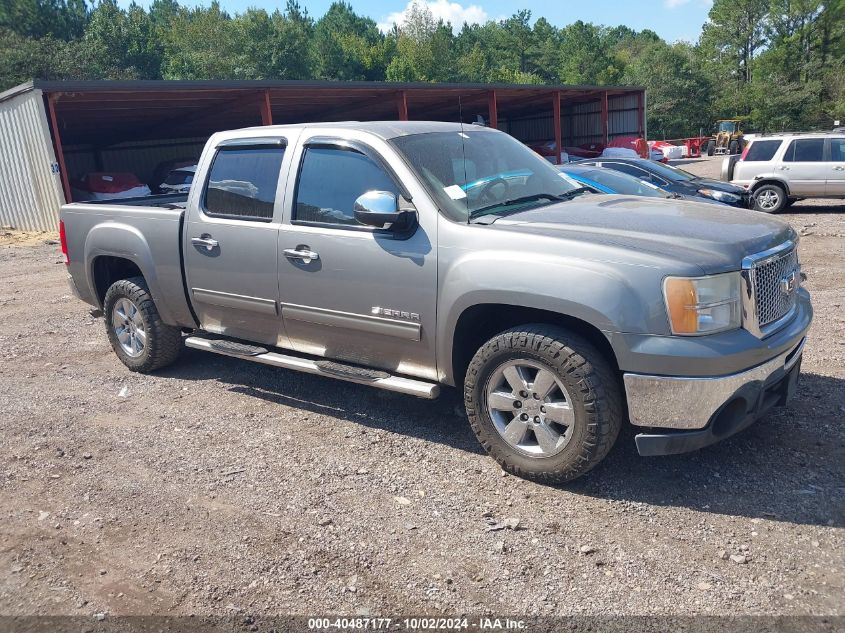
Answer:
xmin=60 ymin=195 xmax=196 ymax=329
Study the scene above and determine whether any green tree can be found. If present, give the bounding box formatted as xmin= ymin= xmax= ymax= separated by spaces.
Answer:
xmin=161 ymin=1 xmax=240 ymax=79
xmin=386 ymin=1 xmax=453 ymax=82
xmin=312 ymin=2 xmax=385 ymax=80
xmin=624 ymin=40 xmax=712 ymax=138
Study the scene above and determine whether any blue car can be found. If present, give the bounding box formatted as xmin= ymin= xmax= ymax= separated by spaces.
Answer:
xmin=559 ymin=164 xmax=725 ymax=204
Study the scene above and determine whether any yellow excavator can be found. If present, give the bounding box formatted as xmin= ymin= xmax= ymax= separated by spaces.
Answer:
xmin=706 ymin=119 xmax=746 ymax=156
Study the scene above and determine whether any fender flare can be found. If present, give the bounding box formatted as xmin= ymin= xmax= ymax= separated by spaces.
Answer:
xmin=83 ymin=222 xmax=176 ymax=325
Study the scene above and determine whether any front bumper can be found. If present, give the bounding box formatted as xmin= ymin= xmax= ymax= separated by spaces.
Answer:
xmin=625 ymin=336 xmax=806 ymax=456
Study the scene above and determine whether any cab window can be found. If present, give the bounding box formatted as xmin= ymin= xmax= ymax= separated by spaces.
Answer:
xmin=204 ymin=146 xmax=285 ymax=221
xmin=294 ymin=146 xmax=399 ymax=227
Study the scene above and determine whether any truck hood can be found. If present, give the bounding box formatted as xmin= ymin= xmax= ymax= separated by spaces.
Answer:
xmin=492 ymin=195 xmax=796 ymax=274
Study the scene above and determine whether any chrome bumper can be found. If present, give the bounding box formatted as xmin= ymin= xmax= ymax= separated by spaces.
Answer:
xmin=624 ymin=337 xmax=805 ymax=430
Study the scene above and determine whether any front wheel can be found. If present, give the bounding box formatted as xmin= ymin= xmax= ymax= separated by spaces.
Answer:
xmin=464 ymin=325 xmax=623 ymax=484
xmin=103 ymin=276 xmax=182 ymax=373
xmin=753 ymin=183 xmax=787 ymax=213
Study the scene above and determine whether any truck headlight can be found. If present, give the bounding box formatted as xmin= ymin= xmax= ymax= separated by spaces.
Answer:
xmin=697 ymin=188 xmax=740 ymax=203
xmin=663 ymin=273 xmax=741 ymax=335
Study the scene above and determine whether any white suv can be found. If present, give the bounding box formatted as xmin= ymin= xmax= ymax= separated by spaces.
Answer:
xmin=731 ymin=132 xmax=845 ymax=212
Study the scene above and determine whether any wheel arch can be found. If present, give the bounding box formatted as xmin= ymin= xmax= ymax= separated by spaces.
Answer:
xmin=447 ymin=303 xmax=620 ymax=389
xmin=91 ymin=255 xmax=144 ymax=305
xmin=83 ymin=222 xmax=178 ymax=325
xmin=750 ymin=178 xmax=791 ymax=196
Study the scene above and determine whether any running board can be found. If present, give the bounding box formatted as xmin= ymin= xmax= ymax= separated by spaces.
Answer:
xmin=184 ymin=336 xmax=440 ymax=399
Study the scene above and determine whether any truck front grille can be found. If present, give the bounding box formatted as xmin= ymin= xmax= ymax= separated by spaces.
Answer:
xmin=750 ymin=247 xmax=799 ymax=327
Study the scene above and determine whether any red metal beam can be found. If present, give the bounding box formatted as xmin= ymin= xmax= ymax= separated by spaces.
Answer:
xmin=46 ymin=93 xmax=72 ymax=204
xmin=396 ymin=90 xmax=409 ymax=121
xmin=637 ymin=90 xmax=644 ymax=138
xmin=601 ymin=90 xmax=609 ymax=145
xmin=487 ymin=90 xmax=498 ymax=129
xmin=260 ymin=89 xmax=273 ymax=126
xmin=553 ymin=91 xmax=562 ymax=165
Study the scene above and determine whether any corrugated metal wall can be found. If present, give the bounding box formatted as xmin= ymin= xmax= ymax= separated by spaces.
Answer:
xmin=64 ymin=137 xmax=208 ymax=186
xmin=0 ymin=90 xmax=65 ymax=232
xmin=503 ymin=94 xmax=642 ymax=147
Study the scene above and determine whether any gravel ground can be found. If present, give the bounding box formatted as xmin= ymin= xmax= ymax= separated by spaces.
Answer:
xmin=0 ymin=159 xmax=843 ymax=621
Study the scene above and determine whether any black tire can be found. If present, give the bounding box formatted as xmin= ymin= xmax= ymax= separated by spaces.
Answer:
xmin=706 ymin=140 xmax=715 ymax=156
xmin=464 ymin=325 xmax=623 ymax=484
xmin=103 ymin=276 xmax=182 ymax=373
xmin=753 ymin=183 xmax=787 ymax=213
xmin=729 ymin=140 xmax=739 ymax=154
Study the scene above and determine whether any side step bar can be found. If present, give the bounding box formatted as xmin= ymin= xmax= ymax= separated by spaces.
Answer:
xmin=184 ymin=336 xmax=440 ymax=399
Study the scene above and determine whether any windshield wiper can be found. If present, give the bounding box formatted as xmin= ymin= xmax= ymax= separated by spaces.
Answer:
xmin=469 ymin=191 xmax=586 ymax=219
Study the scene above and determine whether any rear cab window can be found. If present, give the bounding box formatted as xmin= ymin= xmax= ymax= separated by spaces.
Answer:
xmin=744 ymin=140 xmax=781 ymax=162
xmin=203 ymin=145 xmax=286 ymax=221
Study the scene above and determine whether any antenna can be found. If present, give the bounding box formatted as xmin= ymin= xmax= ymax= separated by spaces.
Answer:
xmin=459 ymin=95 xmax=470 ymax=223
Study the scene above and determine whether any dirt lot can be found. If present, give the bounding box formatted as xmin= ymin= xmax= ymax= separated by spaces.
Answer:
xmin=1 ymin=159 xmax=843 ymax=623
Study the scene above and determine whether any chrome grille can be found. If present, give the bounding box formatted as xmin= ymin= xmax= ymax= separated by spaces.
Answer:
xmin=751 ymin=247 xmax=799 ymax=327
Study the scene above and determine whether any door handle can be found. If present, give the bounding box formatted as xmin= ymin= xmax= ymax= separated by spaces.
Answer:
xmin=834 ymin=166 xmax=845 ymax=171
xmin=191 ymin=236 xmax=219 ymax=251
xmin=778 ymin=166 xmax=790 ymax=171
xmin=284 ymin=247 xmax=320 ymax=263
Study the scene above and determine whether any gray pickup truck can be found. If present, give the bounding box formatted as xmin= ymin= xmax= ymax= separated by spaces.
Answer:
xmin=60 ymin=121 xmax=812 ymax=483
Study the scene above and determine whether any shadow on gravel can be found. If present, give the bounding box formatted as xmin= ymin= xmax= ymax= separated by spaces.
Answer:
xmin=570 ymin=372 xmax=845 ymax=529
xmin=166 ymin=351 xmax=844 ymax=528
xmin=164 ymin=346 xmax=483 ymax=454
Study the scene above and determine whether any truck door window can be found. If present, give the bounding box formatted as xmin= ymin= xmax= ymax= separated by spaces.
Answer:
xmin=203 ymin=146 xmax=286 ymax=221
xmin=784 ymin=139 xmax=824 ymax=162
xmin=294 ymin=146 xmax=399 ymax=227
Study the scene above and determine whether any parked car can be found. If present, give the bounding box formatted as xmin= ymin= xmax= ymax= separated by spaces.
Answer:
xmin=60 ymin=121 xmax=811 ymax=483
xmin=577 ymin=157 xmax=752 ymax=207
xmin=527 ymin=140 xmax=570 ymax=163
xmin=70 ymin=172 xmax=151 ymax=201
xmin=730 ymin=132 xmax=845 ymax=213
xmin=151 ymin=157 xmax=199 ymax=193
xmin=559 ymin=164 xmax=724 ymax=204
xmin=159 ymin=165 xmax=197 ymax=195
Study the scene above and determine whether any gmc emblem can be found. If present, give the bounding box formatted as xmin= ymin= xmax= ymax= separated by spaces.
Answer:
xmin=780 ymin=270 xmax=798 ymax=295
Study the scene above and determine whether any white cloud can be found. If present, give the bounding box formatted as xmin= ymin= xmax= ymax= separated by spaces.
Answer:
xmin=664 ymin=0 xmax=691 ymax=7
xmin=378 ymin=0 xmax=489 ymax=34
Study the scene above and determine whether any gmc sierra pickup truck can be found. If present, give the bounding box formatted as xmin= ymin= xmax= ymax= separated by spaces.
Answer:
xmin=60 ymin=121 xmax=812 ymax=483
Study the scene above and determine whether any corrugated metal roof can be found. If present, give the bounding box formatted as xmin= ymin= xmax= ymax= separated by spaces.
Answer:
xmin=21 ymin=79 xmax=644 ymax=96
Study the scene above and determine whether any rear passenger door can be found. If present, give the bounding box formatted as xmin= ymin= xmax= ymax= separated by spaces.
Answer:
xmin=826 ymin=137 xmax=845 ymax=195
xmin=183 ymin=136 xmax=294 ymax=346
xmin=780 ymin=138 xmax=826 ymax=196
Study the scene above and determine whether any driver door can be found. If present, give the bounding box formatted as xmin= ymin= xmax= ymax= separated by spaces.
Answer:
xmin=275 ymin=134 xmax=438 ymax=380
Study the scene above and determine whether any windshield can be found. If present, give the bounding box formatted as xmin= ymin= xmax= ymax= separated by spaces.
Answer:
xmin=390 ymin=131 xmax=582 ymax=221
xmin=718 ymin=121 xmax=738 ymax=133
xmin=571 ymin=168 xmax=669 ymax=197
xmin=639 ymin=160 xmax=697 ymax=182
xmin=164 ymin=170 xmax=194 ymax=186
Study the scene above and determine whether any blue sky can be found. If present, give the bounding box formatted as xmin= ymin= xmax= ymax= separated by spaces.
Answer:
xmin=118 ymin=0 xmax=714 ymax=43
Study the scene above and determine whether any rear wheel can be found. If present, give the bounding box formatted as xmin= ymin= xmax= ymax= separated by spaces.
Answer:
xmin=464 ymin=325 xmax=623 ymax=484
xmin=103 ymin=276 xmax=182 ymax=373
xmin=753 ymin=183 xmax=787 ymax=213
xmin=729 ymin=140 xmax=739 ymax=154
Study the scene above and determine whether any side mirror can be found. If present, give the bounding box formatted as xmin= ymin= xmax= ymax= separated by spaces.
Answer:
xmin=353 ymin=190 xmax=405 ymax=228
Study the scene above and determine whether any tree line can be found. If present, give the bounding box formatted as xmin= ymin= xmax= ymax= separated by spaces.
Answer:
xmin=1 ymin=0 xmax=843 ymax=139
